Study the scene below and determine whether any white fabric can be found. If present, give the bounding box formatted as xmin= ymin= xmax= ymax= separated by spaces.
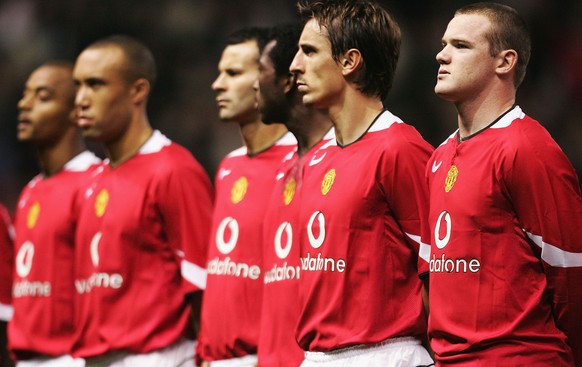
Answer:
xmin=17 ymin=355 xmax=85 ymax=367
xmin=207 ymin=355 xmax=257 ymax=367
xmin=525 ymin=231 xmax=582 ymax=267
xmin=0 ymin=302 xmax=13 ymax=321
xmin=84 ymin=339 xmax=195 ymax=367
xmin=301 ymin=337 xmax=433 ymax=367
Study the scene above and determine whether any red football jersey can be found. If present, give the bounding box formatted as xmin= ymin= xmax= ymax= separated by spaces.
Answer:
xmin=197 ymin=132 xmax=297 ymax=361
xmin=0 ymin=204 xmax=14 ymax=321
xmin=258 ymin=130 xmax=333 ymax=367
xmin=72 ymin=131 xmax=213 ymax=357
xmin=9 ymin=152 xmax=101 ymax=359
xmin=296 ymin=111 xmax=433 ymax=352
xmin=427 ymin=106 xmax=582 ymax=366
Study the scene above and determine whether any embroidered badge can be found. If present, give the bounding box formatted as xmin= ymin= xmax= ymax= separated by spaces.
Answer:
xmin=27 ymin=202 xmax=40 ymax=229
xmin=231 ymin=177 xmax=248 ymax=204
xmin=445 ymin=165 xmax=458 ymax=193
xmin=95 ymin=189 xmax=109 ymax=217
xmin=283 ymin=178 xmax=296 ymax=205
xmin=321 ymin=169 xmax=336 ymax=195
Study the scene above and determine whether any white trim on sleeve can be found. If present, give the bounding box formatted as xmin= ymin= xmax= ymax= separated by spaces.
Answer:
xmin=405 ymin=232 xmax=431 ymax=263
xmin=526 ymin=231 xmax=582 ymax=267
xmin=181 ymin=260 xmax=207 ymax=289
xmin=0 ymin=303 xmax=13 ymax=321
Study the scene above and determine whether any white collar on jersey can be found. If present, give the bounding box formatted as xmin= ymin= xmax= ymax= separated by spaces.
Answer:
xmin=368 ymin=110 xmax=403 ymax=132
xmin=63 ymin=150 xmax=102 ymax=172
xmin=490 ymin=105 xmax=525 ymax=129
xmin=139 ymin=130 xmax=171 ymax=154
xmin=227 ymin=131 xmax=298 ymax=158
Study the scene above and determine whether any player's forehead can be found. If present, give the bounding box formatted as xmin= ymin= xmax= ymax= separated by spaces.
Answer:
xmin=443 ymin=13 xmax=492 ymax=44
xmin=218 ymin=40 xmax=259 ymax=71
xmin=74 ymin=45 xmax=126 ymax=80
xmin=299 ymin=19 xmax=330 ymax=49
xmin=25 ymin=66 xmax=72 ymax=93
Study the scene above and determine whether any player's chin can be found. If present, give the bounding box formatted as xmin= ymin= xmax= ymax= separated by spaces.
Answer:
xmin=80 ymin=128 xmax=101 ymax=141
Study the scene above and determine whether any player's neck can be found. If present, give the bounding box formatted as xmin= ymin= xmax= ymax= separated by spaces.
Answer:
xmin=456 ymin=94 xmax=516 ymax=139
xmin=288 ymin=108 xmax=332 ymax=156
xmin=106 ymin=119 xmax=154 ymax=168
xmin=37 ymin=132 xmax=85 ymax=177
xmin=329 ymin=92 xmax=383 ymax=146
xmin=458 ymin=99 xmax=515 ymax=139
xmin=239 ymin=119 xmax=288 ymax=155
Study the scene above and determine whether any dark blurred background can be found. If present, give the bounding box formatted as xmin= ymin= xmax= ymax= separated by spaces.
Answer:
xmin=0 ymin=0 xmax=581 ymax=211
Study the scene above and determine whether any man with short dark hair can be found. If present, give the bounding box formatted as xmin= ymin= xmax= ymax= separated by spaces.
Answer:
xmin=196 ymin=27 xmax=296 ymax=367
xmin=72 ymin=35 xmax=213 ymax=367
xmin=428 ymin=3 xmax=582 ymax=365
xmin=290 ymin=0 xmax=434 ymax=365
xmin=10 ymin=62 xmax=100 ymax=367
xmin=255 ymin=23 xmax=332 ymax=367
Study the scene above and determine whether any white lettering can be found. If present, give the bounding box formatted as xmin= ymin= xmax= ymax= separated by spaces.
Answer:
xmin=300 ymin=252 xmax=346 ymax=273
xmin=264 ymin=262 xmax=300 ymax=284
xmin=13 ymin=280 xmax=51 ymax=297
xmin=75 ymin=272 xmax=125 ymax=294
xmin=207 ymin=256 xmax=261 ymax=280
xmin=429 ymin=253 xmax=481 ymax=273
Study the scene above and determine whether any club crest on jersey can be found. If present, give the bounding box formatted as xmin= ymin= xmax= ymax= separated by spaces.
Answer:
xmin=231 ymin=177 xmax=248 ymax=204
xmin=27 ymin=201 xmax=40 ymax=229
xmin=445 ymin=165 xmax=458 ymax=192
xmin=321 ymin=169 xmax=336 ymax=195
xmin=95 ymin=189 xmax=109 ymax=218
xmin=283 ymin=178 xmax=296 ymax=205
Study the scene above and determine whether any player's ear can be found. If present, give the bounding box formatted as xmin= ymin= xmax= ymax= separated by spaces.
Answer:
xmin=131 ymin=78 xmax=150 ymax=104
xmin=339 ymin=48 xmax=363 ymax=77
xmin=495 ymin=49 xmax=518 ymax=78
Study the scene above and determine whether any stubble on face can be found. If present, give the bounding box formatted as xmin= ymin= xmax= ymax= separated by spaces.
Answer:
xmin=212 ymin=40 xmax=261 ymax=124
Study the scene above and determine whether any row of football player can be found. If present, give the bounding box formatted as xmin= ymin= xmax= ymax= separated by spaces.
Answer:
xmin=1 ymin=1 xmax=581 ymax=367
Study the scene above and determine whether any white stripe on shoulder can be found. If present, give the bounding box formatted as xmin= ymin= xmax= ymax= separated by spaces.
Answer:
xmin=323 ymin=127 xmax=335 ymax=140
xmin=140 ymin=130 xmax=171 ymax=154
xmin=64 ymin=151 xmax=102 ymax=171
xmin=525 ymin=231 xmax=582 ymax=267
xmin=0 ymin=303 xmax=13 ymax=321
xmin=369 ymin=110 xmax=403 ymax=132
xmin=405 ymin=232 xmax=431 ymax=263
xmin=181 ymin=259 xmax=207 ymax=289
xmin=491 ymin=105 xmax=525 ymax=129
xmin=275 ymin=131 xmax=298 ymax=146
xmin=226 ymin=146 xmax=248 ymax=158
xmin=439 ymin=130 xmax=458 ymax=147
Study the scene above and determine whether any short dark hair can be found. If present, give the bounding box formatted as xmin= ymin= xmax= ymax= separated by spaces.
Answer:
xmin=86 ymin=34 xmax=157 ymax=88
xmin=226 ymin=27 xmax=271 ymax=55
xmin=267 ymin=23 xmax=303 ymax=78
xmin=296 ymin=0 xmax=401 ymax=100
xmin=456 ymin=2 xmax=531 ymax=88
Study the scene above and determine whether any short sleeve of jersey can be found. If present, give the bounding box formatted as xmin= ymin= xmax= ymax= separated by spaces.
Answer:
xmin=380 ymin=126 xmax=433 ymax=276
xmin=0 ymin=204 xmax=13 ymax=320
xmin=503 ymin=118 xmax=582 ymax=364
xmin=155 ymin=155 xmax=214 ymax=293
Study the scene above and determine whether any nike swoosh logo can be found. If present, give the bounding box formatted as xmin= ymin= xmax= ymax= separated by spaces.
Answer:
xmin=432 ymin=161 xmax=442 ymax=173
xmin=309 ymin=152 xmax=327 ymax=166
